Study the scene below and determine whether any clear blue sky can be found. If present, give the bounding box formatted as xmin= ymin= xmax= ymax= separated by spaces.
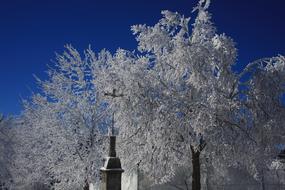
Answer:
xmin=0 ymin=0 xmax=284 ymax=115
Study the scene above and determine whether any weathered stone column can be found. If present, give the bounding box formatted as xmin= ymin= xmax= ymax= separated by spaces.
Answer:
xmin=100 ymin=136 xmax=124 ymax=190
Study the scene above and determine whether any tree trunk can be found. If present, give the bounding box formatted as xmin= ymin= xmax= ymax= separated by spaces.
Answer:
xmin=191 ymin=151 xmax=201 ymax=190
xmin=261 ymin=171 xmax=265 ymax=190
xmin=190 ymin=139 xmax=206 ymax=190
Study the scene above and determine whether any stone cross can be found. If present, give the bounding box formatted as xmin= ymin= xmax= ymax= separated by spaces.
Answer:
xmin=100 ymin=88 xmax=124 ymax=190
xmin=104 ymin=89 xmax=124 ymax=136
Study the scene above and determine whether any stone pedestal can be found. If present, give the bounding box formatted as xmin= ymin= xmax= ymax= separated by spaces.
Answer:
xmin=100 ymin=136 xmax=124 ymax=190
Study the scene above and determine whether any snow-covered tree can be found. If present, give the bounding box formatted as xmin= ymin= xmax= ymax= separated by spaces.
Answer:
xmin=16 ymin=46 xmax=110 ymax=189
xmin=93 ymin=1 xmax=285 ymax=190
xmin=236 ymin=56 xmax=285 ymax=189
xmin=0 ymin=114 xmax=16 ymax=189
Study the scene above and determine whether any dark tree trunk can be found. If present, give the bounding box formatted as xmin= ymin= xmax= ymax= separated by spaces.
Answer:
xmin=191 ymin=150 xmax=201 ymax=190
xmin=190 ymin=140 xmax=206 ymax=190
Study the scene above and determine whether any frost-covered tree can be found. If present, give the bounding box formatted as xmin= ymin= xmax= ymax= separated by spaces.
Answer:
xmin=0 ymin=114 xmax=16 ymax=189
xmin=16 ymin=46 xmax=110 ymax=189
xmin=94 ymin=0 xmax=238 ymax=189
xmin=93 ymin=1 xmax=285 ymax=190
xmin=236 ymin=56 xmax=285 ymax=190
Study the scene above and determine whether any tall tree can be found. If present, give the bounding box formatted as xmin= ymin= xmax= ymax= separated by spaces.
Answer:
xmin=237 ymin=56 xmax=285 ymax=189
xmin=16 ymin=46 xmax=110 ymax=189
xmin=93 ymin=0 xmax=285 ymax=189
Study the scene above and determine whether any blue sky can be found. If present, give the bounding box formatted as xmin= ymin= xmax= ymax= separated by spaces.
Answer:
xmin=0 ymin=0 xmax=284 ymax=115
